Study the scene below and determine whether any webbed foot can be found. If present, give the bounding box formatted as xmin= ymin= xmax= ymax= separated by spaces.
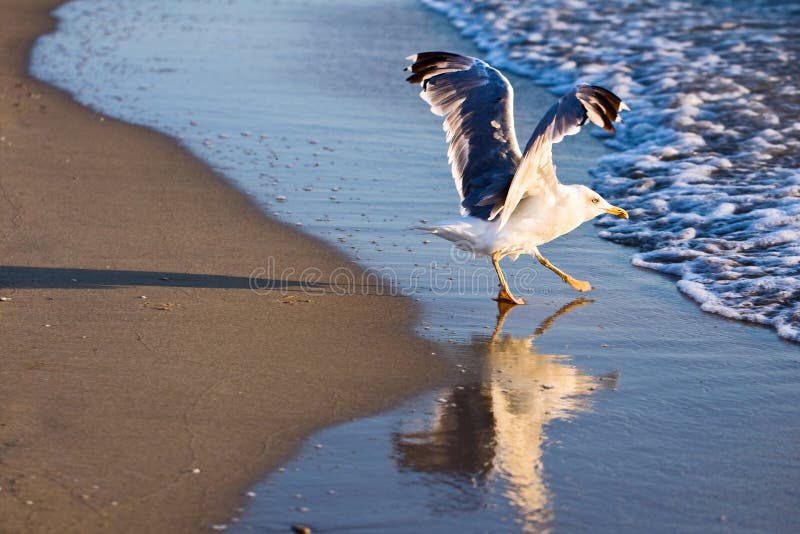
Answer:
xmin=566 ymin=277 xmax=593 ymax=292
xmin=494 ymin=287 xmax=526 ymax=305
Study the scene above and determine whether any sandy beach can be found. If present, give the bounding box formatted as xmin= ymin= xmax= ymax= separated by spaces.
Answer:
xmin=152 ymin=1 xmax=799 ymax=532
xmin=0 ymin=1 xmax=446 ymax=532
xmin=4 ymin=0 xmax=800 ymax=532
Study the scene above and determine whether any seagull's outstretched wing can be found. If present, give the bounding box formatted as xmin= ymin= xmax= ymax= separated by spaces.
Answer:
xmin=494 ymin=84 xmax=629 ymax=229
xmin=405 ymin=52 xmax=522 ymax=219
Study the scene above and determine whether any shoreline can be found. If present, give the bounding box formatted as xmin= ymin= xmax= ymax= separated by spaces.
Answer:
xmin=0 ymin=1 xmax=446 ymax=532
xmin=209 ymin=2 xmax=800 ymax=531
xmin=7 ymin=0 xmax=800 ymax=532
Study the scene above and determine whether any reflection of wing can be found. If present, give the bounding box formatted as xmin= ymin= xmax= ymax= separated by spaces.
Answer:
xmin=405 ymin=52 xmax=522 ymax=219
xmin=487 ymin=342 xmax=594 ymax=530
xmin=393 ymin=300 xmax=617 ymax=528
xmin=495 ymin=85 xmax=629 ymax=229
xmin=392 ymin=386 xmax=495 ymax=476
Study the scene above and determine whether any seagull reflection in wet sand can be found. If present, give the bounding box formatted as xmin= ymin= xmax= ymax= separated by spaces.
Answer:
xmin=394 ymin=299 xmax=618 ymax=532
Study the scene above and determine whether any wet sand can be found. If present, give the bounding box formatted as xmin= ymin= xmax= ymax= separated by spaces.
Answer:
xmin=0 ymin=1 xmax=446 ymax=532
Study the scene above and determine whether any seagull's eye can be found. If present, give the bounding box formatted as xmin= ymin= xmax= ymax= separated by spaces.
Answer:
xmin=591 ymin=198 xmax=600 ymax=204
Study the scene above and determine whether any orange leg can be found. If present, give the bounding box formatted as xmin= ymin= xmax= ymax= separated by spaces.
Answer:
xmin=534 ymin=250 xmax=593 ymax=292
xmin=491 ymin=252 xmax=526 ymax=305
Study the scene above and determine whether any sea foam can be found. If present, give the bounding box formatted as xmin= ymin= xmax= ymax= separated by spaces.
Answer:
xmin=423 ymin=0 xmax=800 ymax=342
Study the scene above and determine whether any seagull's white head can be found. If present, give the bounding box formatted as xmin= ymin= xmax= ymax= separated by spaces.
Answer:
xmin=573 ymin=184 xmax=629 ymax=222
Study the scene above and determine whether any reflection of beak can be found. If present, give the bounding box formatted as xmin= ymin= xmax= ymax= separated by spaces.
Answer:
xmin=605 ymin=206 xmax=629 ymax=219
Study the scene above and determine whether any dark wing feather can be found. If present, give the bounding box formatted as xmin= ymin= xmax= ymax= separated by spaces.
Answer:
xmin=495 ymin=84 xmax=629 ymax=229
xmin=405 ymin=52 xmax=522 ymax=219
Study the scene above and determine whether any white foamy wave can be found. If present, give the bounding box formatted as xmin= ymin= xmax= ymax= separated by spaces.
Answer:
xmin=424 ymin=0 xmax=800 ymax=342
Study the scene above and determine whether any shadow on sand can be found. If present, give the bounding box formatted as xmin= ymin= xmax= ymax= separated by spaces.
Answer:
xmin=0 ymin=265 xmax=329 ymax=292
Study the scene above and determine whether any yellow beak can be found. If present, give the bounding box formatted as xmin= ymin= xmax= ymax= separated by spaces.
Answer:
xmin=605 ymin=206 xmax=629 ymax=219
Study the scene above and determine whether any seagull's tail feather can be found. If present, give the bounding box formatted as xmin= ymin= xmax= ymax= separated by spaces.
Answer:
xmin=413 ymin=219 xmax=490 ymax=255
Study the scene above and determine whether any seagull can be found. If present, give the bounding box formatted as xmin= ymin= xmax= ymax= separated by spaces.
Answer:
xmin=405 ymin=52 xmax=630 ymax=305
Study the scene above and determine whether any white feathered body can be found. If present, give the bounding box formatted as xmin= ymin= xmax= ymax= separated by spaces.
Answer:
xmin=421 ymin=183 xmax=593 ymax=259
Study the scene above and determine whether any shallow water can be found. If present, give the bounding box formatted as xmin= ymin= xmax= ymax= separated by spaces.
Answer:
xmin=30 ymin=0 xmax=615 ymax=341
xmin=423 ymin=0 xmax=800 ymax=342
xmin=235 ymin=300 xmax=618 ymax=533
xmin=29 ymin=0 xmax=800 ymax=532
